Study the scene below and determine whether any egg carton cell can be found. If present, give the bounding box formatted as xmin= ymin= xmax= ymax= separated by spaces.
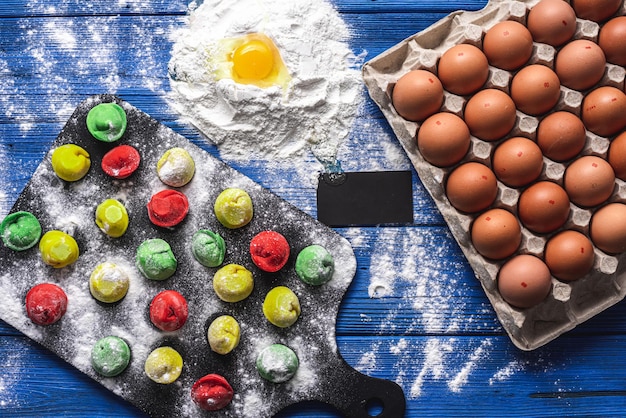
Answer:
xmin=363 ymin=0 xmax=626 ymax=350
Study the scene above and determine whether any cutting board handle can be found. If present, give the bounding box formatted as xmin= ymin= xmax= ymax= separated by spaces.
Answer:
xmin=323 ymin=358 xmax=407 ymax=418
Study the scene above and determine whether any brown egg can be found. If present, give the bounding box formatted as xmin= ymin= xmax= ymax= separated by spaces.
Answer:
xmin=446 ymin=162 xmax=498 ymax=213
xmin=582 ymin=86 xmax=626 ymax=137
xmin=498 ymin=254 xmax=552 ymax=309
xmin=564 ymin=155 xmax=615 ymax=207
xmin=555 ymin=39 xmax=606 ymax=91
xmin=571 ymin=0 xmax=622 ymax=22
xmin=527 ymin=0 xmax=577 ymax=47
xmin=392 ymin=69 xmax=444 ymax=122
xmin=608 ymin=131 xmax=626 ymax=180
xmin=590 ymin=203 xmax=626 ymax=254
xmin=417 ymin=112 xmax=470 ymax=167
xmin=492 ymin=137 xmax=544 ymax=187
xmin=464 ymin=89 xmax=517 ymax=141
xmin=471 ymin=208 xmax=522 ymax=260
xmin=544 ymin=230 xmax=595 ymax=281
xmin=599 ymin=16 xmax=626 ymax=66
xmin=536 ymin=111 xmax=587 ymax=162
xmin=518 ymin=181 xmax=570 ymax=233
xmin=438 ymin=44 xmax=489 ymax=96
xmin=483 ymin=20 xmax=534 ymax=70
xmin=510 ymin=64 xmax=561 ymax=116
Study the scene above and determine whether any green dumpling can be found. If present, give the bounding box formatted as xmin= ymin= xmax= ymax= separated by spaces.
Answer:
xmin=295 ymin=244 xmax=334 ymax=285
xmin=136 ymin=238 xmax=177 ymax=280
xmin=256 ymin=344 xmax=299 ymax=383
xmin=192 ymin=230 xmax=226 ymax=267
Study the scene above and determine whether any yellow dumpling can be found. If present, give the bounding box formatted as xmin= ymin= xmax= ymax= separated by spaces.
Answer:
xmin=144 ymin=346 xmax=183 ymax=384
xmin=209 ymin=33 xmax=291 ymax=90
xmin=39 ymin=230 xmax=79 ymax=268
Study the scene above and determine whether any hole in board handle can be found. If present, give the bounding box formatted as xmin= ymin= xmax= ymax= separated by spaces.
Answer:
xmin=366 ymin=397 xmax=385 ymax=417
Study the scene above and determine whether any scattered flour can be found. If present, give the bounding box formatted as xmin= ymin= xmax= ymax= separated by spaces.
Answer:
xmin=3 ymin=0 xmax=177 ymax=136
xmin=361 ymin=228 xmax=467 ymax=334
xmin=410 ymin=339 xmax=454 ymax=398
xmin=355 ymin=337 xmax=499 ymax=399
xmin=489 ymin=359 xmax=527 ymax=385
xmin=350 ymin=226 xmax=530 ymax=399
xmin=390 ymin=338 xmax=408 ymax=355
xmin=240 ymin=391 xmax=266 ymax=417
xmin=355 ymin=341 xmax=381 ymax=374
xmin=0 ymin=192 xmax=7 ymax=223
xmin=447 ymin=339 xmax=492 ymax=393
xmin=167 ymin=0 xmax=364 ymax=163
xmin=0 ymin=345 xmax=23 ymax=409
xmin=285 ymin=336 xmax=319 ymax=395
xmin=368 ymin=253 xmax=395 ymax=299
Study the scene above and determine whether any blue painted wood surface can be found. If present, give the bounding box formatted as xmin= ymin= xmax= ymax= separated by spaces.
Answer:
xmin=2 ymin=0 xmax=626 ymax=417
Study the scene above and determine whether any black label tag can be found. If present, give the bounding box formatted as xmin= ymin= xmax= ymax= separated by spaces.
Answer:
xmin=317 ymin=171 xmax=413 ymax=227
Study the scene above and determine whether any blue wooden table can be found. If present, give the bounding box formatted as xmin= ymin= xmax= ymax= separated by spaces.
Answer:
xmin=2 ymin=0 xmax=626 ymax=416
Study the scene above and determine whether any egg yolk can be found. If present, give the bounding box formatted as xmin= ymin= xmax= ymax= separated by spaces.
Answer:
xmin=232 ymin=39 xmax=274 ymax=81
xmin=210 ymin=33 xmax=291 ymax=90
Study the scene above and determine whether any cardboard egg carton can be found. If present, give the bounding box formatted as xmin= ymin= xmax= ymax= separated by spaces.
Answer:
xmin=363 ymin=0 xmax=626 ymax=350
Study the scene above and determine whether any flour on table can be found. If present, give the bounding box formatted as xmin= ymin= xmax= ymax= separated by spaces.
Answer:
xmin=361 ymin=228 xmax=466 ymax=334
xmin=390 ymin=338 xmax=408 ymax=355
xmin=167 ymin=0 xmax=364 ymax=162
xmin=350 ymin=227 xmax=507 ymax=399
xmin=489 ymin=359 xmax=527 ymax=385
xmin=447 ymin=339 xmax=492 ymax=393
xmin=409 ymin=338 xmax=453 ymax=398
xmin=355 ymin=341 xmax=381 ymax=374
xmin=0 ymin=349 xmax=23 ymax=408
xmin=368 ymin=253 xmax=395 ymax=298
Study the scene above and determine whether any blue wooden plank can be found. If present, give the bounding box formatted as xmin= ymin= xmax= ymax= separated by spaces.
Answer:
xmin=337 ymin=0 xmax=488 ymax=13
xmin=0 ymin=0 xmax=488 ymax=17
xmin=338 ymin=334 xmax=626 ymax=417
xmin=0 ymin=0 xmax=189 ymax=17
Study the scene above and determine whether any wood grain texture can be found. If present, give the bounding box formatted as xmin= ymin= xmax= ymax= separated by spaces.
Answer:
xmin=2 ymin=0 xmax=626 ymax=417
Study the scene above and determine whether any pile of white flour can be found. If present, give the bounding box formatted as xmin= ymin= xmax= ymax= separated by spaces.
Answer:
xmin=167 ymin=0 xmax=364 ymax=162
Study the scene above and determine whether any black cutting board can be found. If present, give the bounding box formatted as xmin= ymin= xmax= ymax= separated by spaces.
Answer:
xmin=0 ymin=95 xmax=405 ymax=417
